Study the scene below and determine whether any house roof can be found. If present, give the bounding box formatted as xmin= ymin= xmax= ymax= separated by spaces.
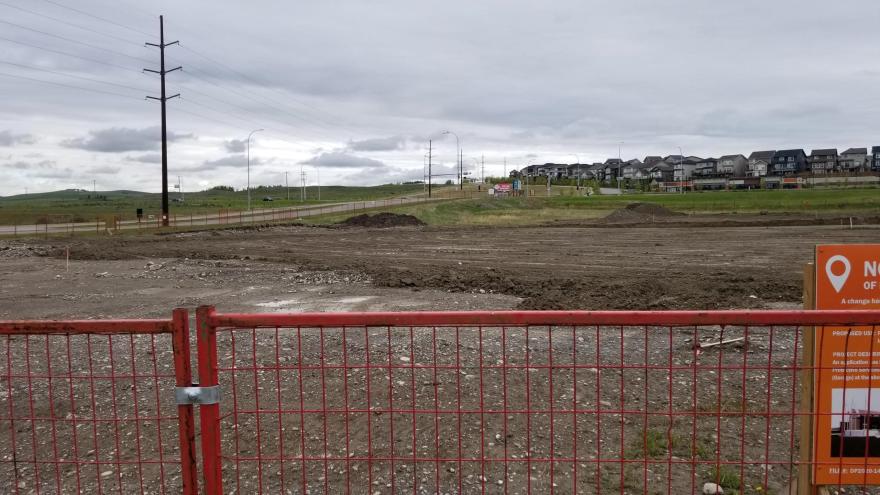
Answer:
xmin=604 ymin=158 xmax=623 ymax=165
xmin=775 ymin=149 xmax=806 ymax=159
xmin=644 ymin=156 xmax=663 ymax=165
xmin=718 ymin=154 xmax=746 ymax=161
xmin=650 ymin=163 xmax=674 ymax=171
xmin=663 ymin=154 xmax=684 ymax=162
xmin=810 ymin=148 xmax=838 ymax=156
xmin=749 ymin=151 xmax=775 ymax=161
xmin=842 ymin=147 xmax=868 ymax=155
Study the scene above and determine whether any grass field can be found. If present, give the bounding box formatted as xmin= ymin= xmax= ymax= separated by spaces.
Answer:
xmin=0 ymin=184 xmax=437 ymax=224
xmin=302 ymin=187 xmax=880 ymax=226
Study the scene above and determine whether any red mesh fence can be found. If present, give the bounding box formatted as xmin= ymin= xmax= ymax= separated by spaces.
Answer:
xmin=0 ymin=312 xmax=197 ymax=495
xmin=197 ymin=309 xmax=880 ymax=494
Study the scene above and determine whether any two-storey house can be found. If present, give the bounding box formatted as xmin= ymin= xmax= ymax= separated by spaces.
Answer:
xmin=770 ymin=149 xmax=807 ymax=175
xmin=747 ymin=151 xmax=775 ymax=177
xmin=808 ymin=149 xmax=838 ymax=175
xmin=839 ymin=148 xmax=868 ymax=172
xmin=716 ymin=154 xmax=748 ymax=176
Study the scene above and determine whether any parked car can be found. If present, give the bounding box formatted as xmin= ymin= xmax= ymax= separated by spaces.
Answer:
xmin=262 ymin=196 xmax=273 ymax=202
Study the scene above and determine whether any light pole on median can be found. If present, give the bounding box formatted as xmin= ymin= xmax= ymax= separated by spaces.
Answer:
xmin=246 ymin=128 xmax=264 ymax=211
xmin=441 ymin=130 xmax=460 ymax=190
xmin=678 ymin=146 xmax=684 ymax=195
xmin=618 ymin=141 xmax=624 ymax=192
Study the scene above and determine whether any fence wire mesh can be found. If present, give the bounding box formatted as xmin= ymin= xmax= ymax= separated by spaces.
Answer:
xmin=206 ymin=321 xmax=814 ymax=495
xmin=0 ymin=315 xmax=195 ymax=495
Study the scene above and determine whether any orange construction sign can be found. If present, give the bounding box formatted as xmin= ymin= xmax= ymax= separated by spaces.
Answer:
xmin=814 ymin=244 xmax=880 ymax=484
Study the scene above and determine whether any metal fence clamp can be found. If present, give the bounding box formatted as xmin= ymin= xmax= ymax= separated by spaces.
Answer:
xmin=175 ymin=385 xmax=221 ymax=405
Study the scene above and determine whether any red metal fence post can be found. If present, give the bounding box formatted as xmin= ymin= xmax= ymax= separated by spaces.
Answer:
xmin=197 ymin=305 xmax=223 ymax=495
xmin=172 ymin=308 xmax=199 ymax=495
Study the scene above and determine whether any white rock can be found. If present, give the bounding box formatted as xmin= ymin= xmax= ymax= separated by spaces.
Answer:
xmin=702 ymin=482 xmax=723 ymax=494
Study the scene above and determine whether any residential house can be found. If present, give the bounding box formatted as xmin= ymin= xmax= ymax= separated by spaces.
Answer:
xmin=747 ymin=151 xmax=775 ymax=177
xmin=646 ymin=162 xmax=674 ymax=182
xmin=716 ymin=154 xmax=748 ymax=176
xmin=567 ymin=163 xmax=592 ymax=180
xmin=620 ymin=159 xmax=645 ymax=180
xmin=693 ymin=158 xmax=718 ymax=177
xmin=808 ymin=149 xmax=838 ymax=175
xmin=873 ymin=147 xmax=880 ymax=171
xmin=839 ymin=148 xmax=868 ymax=172
xmin=588 ymin=163 xmax=606 ymax=182
xmin=672 ymin=157 xmax=698 ymax=182
xmin=644 ymin=156 xmax=663 ymax=166
xmin=603 ymin=158 xmax=623 ymax=183
xmin=770 ymin=149 xmax=807 ymax=175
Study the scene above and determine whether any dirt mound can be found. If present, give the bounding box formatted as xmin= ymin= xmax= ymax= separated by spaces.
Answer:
xmin=340 ymin=212 xmax=425 ymax=228
xmin=602 ymin=202 xmax=684 ymax=223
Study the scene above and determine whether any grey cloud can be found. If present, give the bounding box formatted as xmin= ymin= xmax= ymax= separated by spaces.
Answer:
xmin=61 ymin=127 xmax=194 ymax=153
xmin=301 ymin=152 xmax=387 ymax=169
xmin=3 ymin=160 xmax=56 ymax=170
xmin=224 ymin=139 xmax=247 ymax=153
xmin=0 ymin=131 xmax=35 ymax=147
xmin=88 ymin=166 xmax=121 ymax=175
xmin=126 ymin=153 xmax=162 ymax=164
xmin=347 ymin=135 xmax=406 ymax=152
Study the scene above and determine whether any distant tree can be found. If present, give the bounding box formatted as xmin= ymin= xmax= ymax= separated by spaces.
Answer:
xmin=445 ymin=180 xmax=454 ymax=185
xmin=210 ymin=186 xmax=235 ymax=192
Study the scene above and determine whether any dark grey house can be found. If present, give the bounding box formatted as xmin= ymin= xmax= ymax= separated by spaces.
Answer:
xmin=873 ymin=147 xmax=880 ymax=171
xmin=770 ymin=149 xmax=807 ymax=175
xmin=808 ymin=149 xmax=838 ymax=175
xmin=694 ymin=157 xmax=718 ymax=177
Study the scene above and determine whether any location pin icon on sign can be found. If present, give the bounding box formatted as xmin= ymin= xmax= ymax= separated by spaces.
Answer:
xmin=825 ymin=254 xmax=851 ymax=293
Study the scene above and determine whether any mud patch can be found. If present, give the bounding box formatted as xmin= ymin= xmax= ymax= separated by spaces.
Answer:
xmin=340 ymin=212 xmax=425 ymax=228
xmin=601 ymin=202 xmax=684 ymax=224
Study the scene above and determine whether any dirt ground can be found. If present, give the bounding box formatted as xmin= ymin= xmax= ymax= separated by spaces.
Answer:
xmin=2 ymin=212 xmax=880 ymax=494
xmin=2 ymin=212 xmax=878 ymax=318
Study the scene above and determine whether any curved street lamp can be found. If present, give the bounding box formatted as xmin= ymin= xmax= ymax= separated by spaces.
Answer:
xmin=247 ymin=128 xmax=264 ymax=211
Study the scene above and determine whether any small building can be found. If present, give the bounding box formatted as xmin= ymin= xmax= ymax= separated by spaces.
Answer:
xmin=873 ymin=146 xmax=880 ymax=171
xmin=808 ymin=149 xmax=838 ymax=175
xmin=770 ymin=149 xmax=807 ymax=175
xmin=747 ymin=151 xmax=775 ymax=177
xmin=839 ymin=148 xmax=869 ymax=172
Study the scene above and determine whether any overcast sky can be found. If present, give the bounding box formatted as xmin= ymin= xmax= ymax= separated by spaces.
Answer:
xmin=0 ymin=0 xmax=877 ymax=195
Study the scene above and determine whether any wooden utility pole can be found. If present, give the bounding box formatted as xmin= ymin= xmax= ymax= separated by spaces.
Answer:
xmin=428 ymin=140 xmax=432 ymax=198
xmin=145 ymin=15 xmax=180 ymax=227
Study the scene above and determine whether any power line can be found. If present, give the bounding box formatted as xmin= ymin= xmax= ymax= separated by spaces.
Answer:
xmin=0 ymin=19 xmax=153 ymax=64
xmin=0 ymin=35 xmax=142 ymax=73
xmin=0 ymin=59 xmax=151 ymax=93
xmin=0 ymin=70 xmax=144 ymax=101
xmin=176 ymin=44 xmax=360 ymax=135
xmin=168 ymin=62 xmax=345 ymax=143
xmin=0 ymin=1 xmax=146 ymax=47
xmin=41 ymin=0 xmax=155 ymax=38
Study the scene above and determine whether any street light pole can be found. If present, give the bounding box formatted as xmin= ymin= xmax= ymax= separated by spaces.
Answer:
xmin=618 ymin=141 xmax=624 ymax=192
xmin=246 ymin=128 xmax=263 ymax=211
xmin=678 ymin=146 xmax=684 ymax=195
